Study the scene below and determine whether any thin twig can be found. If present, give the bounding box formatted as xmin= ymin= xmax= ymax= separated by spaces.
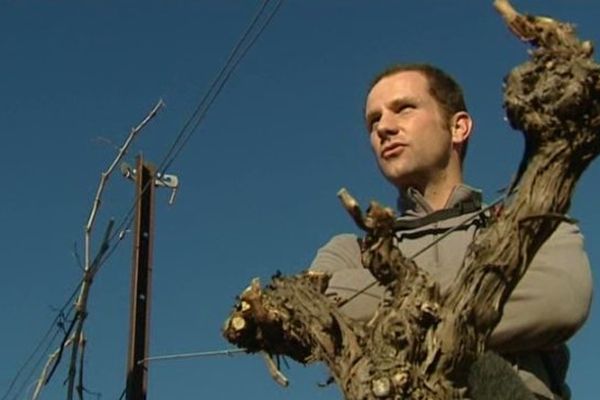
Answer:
xmin=32 ymin=337 xmax=74 ymax=400
xmin=77 ymin=335 xmax=86 ymax=400
xmin=84 ymin=99 xmax=164 ymax=271
xmin=66 ymin=220 xmax=113 ymax=400
xmin=72 ymin=242 xmax=84 ymax=271
xmin=262 ymin=352 xmax=289 ymax=387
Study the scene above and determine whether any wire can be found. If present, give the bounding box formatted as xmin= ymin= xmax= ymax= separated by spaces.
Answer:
xmin=138 ymin=348 xmax=246 ymax=365
xmin=159 ymin=0 xmax=284 ymax=175
xmin=2 ymin=283 xmax=80 ymax=400
xmin=159 ymin=0 xmax=276 ymax=175
xmin=97 ymin=0 xmax=285 ymax=277
xmin=8 ymin=328 xmax=62 ymax=400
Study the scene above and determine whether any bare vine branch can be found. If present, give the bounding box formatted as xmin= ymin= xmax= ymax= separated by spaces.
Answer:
xmin=84 ymin=99 xmax=165 ymax=270
xmin=31 ymin=99 xmax=164 ymax=400
xmin=31 ymin=337 xmax=74 ymax=400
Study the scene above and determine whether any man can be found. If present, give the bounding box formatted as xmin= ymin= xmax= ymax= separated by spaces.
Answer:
xmin=309 ymin=64 xmax=593 ymax=399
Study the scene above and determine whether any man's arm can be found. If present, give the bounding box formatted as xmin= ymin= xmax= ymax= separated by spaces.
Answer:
xmin=488 ymin=221 xmax=593 ymax=353
xmin=309 ymin=233 xmax=385 ymax=321
xmin=311 ymin=224 xmax=593 ymax=353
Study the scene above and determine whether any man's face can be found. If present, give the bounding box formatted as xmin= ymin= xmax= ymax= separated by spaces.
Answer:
xmin=365 ymin=71 xmax=454 ymax=189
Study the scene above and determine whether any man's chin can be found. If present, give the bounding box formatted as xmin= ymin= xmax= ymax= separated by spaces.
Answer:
xmin=383 ymin=173 xmax=418 ymax=191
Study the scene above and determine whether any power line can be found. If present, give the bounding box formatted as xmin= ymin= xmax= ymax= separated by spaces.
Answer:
xmin=159 ymin=0 xmax=276 ymax=175
xmin=159 ymin=0 xmax=284 ymax=175
xmin=8 ymin=328 xmax=62 ymax=400
xmin=97 ymin=0 xmax=285 ymax=277
xmin=118 ymin=0 xmax=283 ymax=232
xmin=5 ymin=2 xmax=286 ymax=398
xmin=2 ymin=283 xmax=80 ymax=400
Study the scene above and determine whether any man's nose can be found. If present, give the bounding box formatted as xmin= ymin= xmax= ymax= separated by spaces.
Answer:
xmin=376 ymin=113 xmax=397 ymax=140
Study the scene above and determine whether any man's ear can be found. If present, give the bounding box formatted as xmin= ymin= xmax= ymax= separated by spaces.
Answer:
xmin=450 ymin=111 xmax=473 ymax=146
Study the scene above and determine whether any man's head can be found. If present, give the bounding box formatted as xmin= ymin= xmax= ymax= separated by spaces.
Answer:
xmin=365 ymin=64 xmax=473 ymax=195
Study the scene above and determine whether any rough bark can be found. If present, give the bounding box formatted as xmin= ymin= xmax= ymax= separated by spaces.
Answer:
xmin=223 ymin=1 xmax=600 ymax=399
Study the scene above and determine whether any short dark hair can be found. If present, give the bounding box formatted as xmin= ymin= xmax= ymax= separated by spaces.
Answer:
xmin=369 ymin=63 xmax=470 ymax=160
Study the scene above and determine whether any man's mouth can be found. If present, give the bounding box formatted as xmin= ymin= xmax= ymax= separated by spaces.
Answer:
xmin=381 ymin=142 xmax=406 ymax=159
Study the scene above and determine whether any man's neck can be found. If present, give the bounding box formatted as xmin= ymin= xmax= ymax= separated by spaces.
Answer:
xmin=420 ymin=182 xmax=459 ymax=210
xmin=402 ymin=174 xmax=464 ymax=212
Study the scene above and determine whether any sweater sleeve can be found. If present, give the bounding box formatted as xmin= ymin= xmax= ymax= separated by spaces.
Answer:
xmin=488 ymin=221 xmax=593 ymax=353
xmin=309 ymin=234 xmax=385 ymax=322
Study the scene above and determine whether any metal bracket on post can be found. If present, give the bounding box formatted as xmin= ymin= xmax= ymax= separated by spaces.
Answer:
xmin=121 ymin=162 xmax=180 ymax=205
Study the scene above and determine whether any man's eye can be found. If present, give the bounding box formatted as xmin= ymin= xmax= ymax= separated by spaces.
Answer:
xmin=367 ymin=117 xmax=380 ymax=132
xmin=396 ymin=104 xmax=414 ymax=113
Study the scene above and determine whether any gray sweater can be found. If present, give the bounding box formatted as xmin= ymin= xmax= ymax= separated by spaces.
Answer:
xmin=309 ymin=185 xmax=592 ymax=399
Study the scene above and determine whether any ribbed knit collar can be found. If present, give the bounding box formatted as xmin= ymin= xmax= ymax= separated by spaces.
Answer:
xmin=397 ymin=184 xmax=483 ymax=216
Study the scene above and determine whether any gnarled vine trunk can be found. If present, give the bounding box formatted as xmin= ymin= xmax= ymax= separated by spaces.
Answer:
xmin=223 ymin=1 xmax=600 ymax=398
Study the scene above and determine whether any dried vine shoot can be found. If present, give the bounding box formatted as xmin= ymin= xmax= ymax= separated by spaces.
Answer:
xmin=223 ymin=1 xmax=600 ymax=398
xmin=32 ymin=100 xmax=164 ymax=400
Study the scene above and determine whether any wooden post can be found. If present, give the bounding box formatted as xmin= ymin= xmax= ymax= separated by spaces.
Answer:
xmin=126 ymin=155 xmax=156 ymax=400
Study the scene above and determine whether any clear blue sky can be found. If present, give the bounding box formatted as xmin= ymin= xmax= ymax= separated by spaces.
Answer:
xmin=1 ymin=1 xmax=598 ymax=399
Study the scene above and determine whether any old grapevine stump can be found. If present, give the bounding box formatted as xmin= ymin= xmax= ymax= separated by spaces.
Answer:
xmin=223 ymin=1 xmax=600 ymax=398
